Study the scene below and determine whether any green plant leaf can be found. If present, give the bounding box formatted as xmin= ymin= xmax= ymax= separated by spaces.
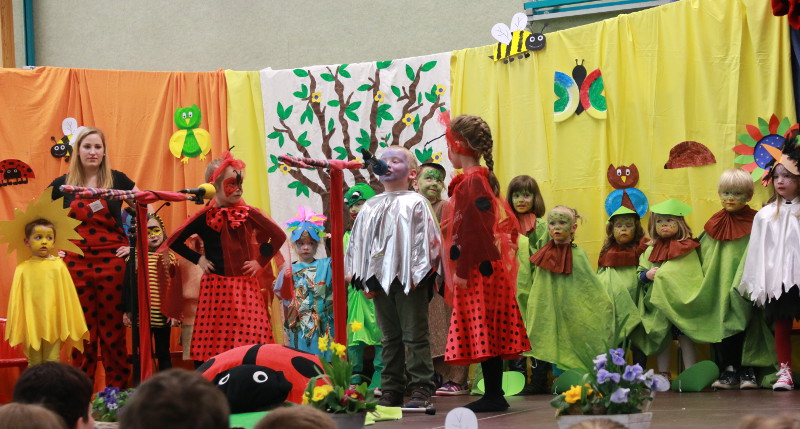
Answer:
xmin=391 ymin=85 xmax=401 ymax=98
xmin=413 ymin=114 xmax=421 ymax=132
xmin=338 ymin=64 xmax=351 ymax=78
xmin=345 ymin=111 xmax=359 ymax=122
xmin=405 ymin=64 xmax=415 ymax=81
xmin=293 ymin=84 xmax=309 ymax=99
xmin=333 ymin=146 xmax=348 ymax=160
xmin=357 ymin=84 xmax=372 ymax=91
xmin=298 ymin=131 xmax=312 ymax=147
xmin=321 ymin=73 xmax=335 ymax=82
xmin=277 ymin=102 xmax=293 ymax=121
xmin=376 ymin=60 xmax=392 ymax=69
xmin=420 ymin=60 xmax=437 ymax=72
xmin=346 ymin=101 xmax=362 ymax=112
xmin=327 ymin=118 xmax=335 ymax=133
xmin=327 ymin=100 xmax=340 ymax=107
xmin=293 ymin=69 xmax=309 ymax=77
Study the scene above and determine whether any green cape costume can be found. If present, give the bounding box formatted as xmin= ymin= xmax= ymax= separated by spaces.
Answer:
xmin=344 ymin=230 xmax=382 ymax=346
xmin=523 ymin=245 xmax=615 ymax=369
xmin=597 ymin=265 xmax=642 ymax=343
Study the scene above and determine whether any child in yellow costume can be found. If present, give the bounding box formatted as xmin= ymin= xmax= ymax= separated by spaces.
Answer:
xmin=5 ymin=218 xmax=89 ymax=365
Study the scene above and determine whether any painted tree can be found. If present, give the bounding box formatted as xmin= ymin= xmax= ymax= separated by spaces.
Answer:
xmin=266 ymin=59 xmax=449 ymax=222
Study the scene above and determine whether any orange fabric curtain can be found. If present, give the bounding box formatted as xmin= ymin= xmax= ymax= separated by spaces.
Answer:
xmin=0 ymin=66 xmax=228 ymax=393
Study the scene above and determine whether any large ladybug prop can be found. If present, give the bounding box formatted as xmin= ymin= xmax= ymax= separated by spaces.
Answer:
xmin=197 ymin=344 xmax=324 ymax=413
xmin=0 ymin=159 xmax=35 ymax=187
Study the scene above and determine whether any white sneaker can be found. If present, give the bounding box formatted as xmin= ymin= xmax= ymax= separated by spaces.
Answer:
xmin=773 ymin=363 xmax=794 ymax=391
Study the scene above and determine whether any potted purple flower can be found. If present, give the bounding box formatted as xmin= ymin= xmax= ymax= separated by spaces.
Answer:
xmin=551 ymin=348 xmax=670 ymax=429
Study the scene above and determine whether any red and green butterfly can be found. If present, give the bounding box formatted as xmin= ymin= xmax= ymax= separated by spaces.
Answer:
xmin=554 ymin=60 xmax=607 ymax=122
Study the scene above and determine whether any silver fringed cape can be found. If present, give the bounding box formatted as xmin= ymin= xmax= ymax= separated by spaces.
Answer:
xmin=345 ymin=191 xmax=443 ymax=294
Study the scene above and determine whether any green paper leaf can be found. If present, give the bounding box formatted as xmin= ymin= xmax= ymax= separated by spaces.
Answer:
xmin=378 ymin=104 xmax=391 ymax=113
xmin=440 ymin=106 xmax=447 ymax=112
xmin=277 ymin=102 xmax=293 ymax=121
xmin=405 ymin=64 xmax=415 ymax=81
xmin=734 ymin=154 xmax=753 ymax=164
xmin=267 ymin=131 xmax=282 ymax=140
xmin=333 ymin=146 xmax=348 ymax=160
xmin=425 ymin=91 xmax=437 ymax=103
xmin=321 ymin=73 xmax=335 ymax=82
xmin=391 ymin=86 xmax=401 ymax=98
xmin=268 ymin=165 xmax=278 ymax=173
xmin=327 ymin=118 xmax=335 ymax=133
xmin=277 ymin=133 xmax=285 ymax=148
xmin=417 ymin=93 xmax=422 ymax=105
xmin=288 ymin=181 xmax=310 ymax=197
xmin=357 ymin=84 xmax=372 ymax=91
xmin=376 ymin=60 xmax=392 ymax=69
xmin=757 ymin=117 xmax=770 ymax=136
xmin=293 ymin=69 xmax=309 ymax=77
xmin=751 ymin=167 xmax=765 ymax=181
xmin=327 ymin=100 xmax=340 ymax=107
xmin=380 ymin=111 xmax=394 ymax=121
xmin=778 ymin=117 xmax=791 ymax=136
xmin=346 ymin=101 xmax=362 ymax=112
xmin=355 ymin=129 xmax=371 ymax=147
xmin=269 ymin=154 xmax=278 ymax=164
xmin=413 ymin=114 xmax=421 ymax=132
xmin=293 ymin=84 xmax=309 ymax=99
xmin=345 ymin=111 xmax=359 ymax=122
xmin=338 ymin=64 xmax=351 ymax=78
xmin=298 ymin=131 xmax=312 ymax=147
xmin=300 ymin=105 xmax=314 ymax=125
xmin=420 ymin=61 xmax=437 ymax=72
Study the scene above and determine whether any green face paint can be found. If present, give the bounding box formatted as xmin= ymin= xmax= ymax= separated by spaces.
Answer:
xmin=511 ymin=191 xmax=534 ymax=214
xmin=611 ymin=215 xmax=636 ymax=245
xmin=547 ymin=210 xmax=574 ymax=243
xmin=718 ymin=191 xmax=748 ymax=212
xmin=655 ymin=215 xmax=679 ymax=239
xmin=417 ymin=167 xmax=444 ymax=202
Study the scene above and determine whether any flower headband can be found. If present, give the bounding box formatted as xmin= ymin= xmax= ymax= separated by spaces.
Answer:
xmin=208 ymin=151 xmax=246 ymax=184
xmin=439 ymin=110 xmax=477 ymax=157
xmin=285 ymin=206 xmax=327 ymax=242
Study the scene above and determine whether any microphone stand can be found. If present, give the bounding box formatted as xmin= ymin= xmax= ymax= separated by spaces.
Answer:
xmin=125 ymin=219 xmax=141 ymax=383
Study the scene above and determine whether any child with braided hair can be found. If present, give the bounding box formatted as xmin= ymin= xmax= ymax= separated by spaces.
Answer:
xmin=441 ymin=114 xmax=530 ymax=412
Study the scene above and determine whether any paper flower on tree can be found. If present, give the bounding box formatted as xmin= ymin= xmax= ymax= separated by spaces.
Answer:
xmin=733 ymin=114 xmax=799 ymax=182
xmin=285 ymin=206 xmax=327 ymax=242
xmin=0 ymin=188 xmax=84 ymax=262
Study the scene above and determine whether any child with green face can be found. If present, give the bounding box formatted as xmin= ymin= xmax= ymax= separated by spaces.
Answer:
xmin=524 ymin=206 xmax=616 ymax=371
xmin=597 ymin=207 xmax=648 ymax=367
xmin=696 ymin=168 xmax=760 ymax=390
xmin=413 ymin=163 xmax=448 ymax=221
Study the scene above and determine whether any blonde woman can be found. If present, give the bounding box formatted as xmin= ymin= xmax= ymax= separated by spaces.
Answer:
xmin=48 ymin=127 xmax=138 ymax=387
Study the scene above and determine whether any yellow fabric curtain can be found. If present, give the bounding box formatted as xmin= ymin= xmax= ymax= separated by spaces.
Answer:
xmin=451 ymin=0 xmax=795 ymax=261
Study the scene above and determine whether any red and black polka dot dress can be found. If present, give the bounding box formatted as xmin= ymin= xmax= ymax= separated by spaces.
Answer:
xmin=442 ymin=167 xmax=531 ymax=365
xmin=168 ymin=202 xmax=286 ymax=361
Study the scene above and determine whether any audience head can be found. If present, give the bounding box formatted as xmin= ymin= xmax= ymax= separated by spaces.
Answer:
xmin=12 ymin=362 xmax=93 ymax=429
xmin=254 ymin=405 xmax=335 ymax=429
xmin=120 ymin=369 xmax=229 ymax=429
xmin=737 ymin=414 xmax=800 ymax=429
xmin=0 ymin=403 xmax=68 ymax=429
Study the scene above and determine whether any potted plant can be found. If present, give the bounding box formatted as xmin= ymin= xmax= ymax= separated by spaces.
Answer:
xmin=302 ymin=333 xmax=377 ymax=429
xmin=550 ymin=347 xmax=670 ymax=429
xmin=91 ymin=387 xmax=135 ymax=428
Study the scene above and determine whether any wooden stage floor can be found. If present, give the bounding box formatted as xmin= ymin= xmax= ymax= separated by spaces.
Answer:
xmin=376 ymin=390 xmax=799 ymax=429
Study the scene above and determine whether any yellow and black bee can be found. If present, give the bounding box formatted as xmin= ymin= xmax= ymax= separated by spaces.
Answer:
xmin=489 ymin=13 xmax=546 ymax=63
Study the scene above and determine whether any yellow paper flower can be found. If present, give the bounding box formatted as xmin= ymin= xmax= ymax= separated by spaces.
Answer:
xmin=350 ymin=321 xmax=364 ymax=333
xmin=302 ymin=392 xmax=310 ymax=405
xmin=311 ymin=92 xmax=322 ymax=103
xmin=402 ymin=114 xmax=415 ymax=126
xmin=318 ymin=335 xmax=329 ymax=352
xmin=333 ymin=343 xmax=347 ymax=359
xmin=374 ymin=91 xmax=385 ymax=102
xmin=564 ymin=385 xmax=582 ymax=404
xmin=435 ymin=85 xmax=446 ymax=96
xmin=431 ymin=152 xmax=443 ymax=163
xmin=312 ymin=384 xmax=334 ymax=402
xmin=278 ymin=164 xmax=292 ymax=174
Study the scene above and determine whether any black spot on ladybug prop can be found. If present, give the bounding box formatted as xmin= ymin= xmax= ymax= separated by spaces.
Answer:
xmin=0 ymin=159 xmax=35 ymax=187
xmin=198 ymin=344 xmax=324 ymax=413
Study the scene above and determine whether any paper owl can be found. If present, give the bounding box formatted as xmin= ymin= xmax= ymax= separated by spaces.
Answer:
xmin=604 ymin=163 xmax=648 ymax=218
xmin=169 ymin=105 xmax=212 ymax=164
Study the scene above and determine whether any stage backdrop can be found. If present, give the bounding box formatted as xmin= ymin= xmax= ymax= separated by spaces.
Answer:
xmin=451 ymin=0 xmax=796 ymax=260
xmin=260 ymin=52 xmax=452 ymax=232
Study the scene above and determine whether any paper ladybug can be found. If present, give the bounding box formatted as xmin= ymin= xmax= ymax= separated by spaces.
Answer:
xmin=0 ymin=159 xmax=35 ymax=187
xmin=197 ymin=344 xmax=324 ymax=413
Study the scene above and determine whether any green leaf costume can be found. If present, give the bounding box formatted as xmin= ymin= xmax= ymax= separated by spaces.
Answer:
xmin=597 ymin=265 xmax=642 ymax=343
xmin=523 ymin=245 xmax=615 ymax=369
xmin=344 ymin=231 xmax=382 ymax=346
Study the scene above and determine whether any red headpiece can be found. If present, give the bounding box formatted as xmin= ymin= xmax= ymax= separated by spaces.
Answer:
xmin=439 ymin=111 xmax=477 ymax=157
xmin=208 ymin=151 xmax=246 ymax=183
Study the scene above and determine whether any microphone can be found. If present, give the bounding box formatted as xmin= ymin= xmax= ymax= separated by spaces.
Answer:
xmin=179 ymin=183 xmax=216 ymax=202
xmin=359 ymin=148 xmax=389 ymax=176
